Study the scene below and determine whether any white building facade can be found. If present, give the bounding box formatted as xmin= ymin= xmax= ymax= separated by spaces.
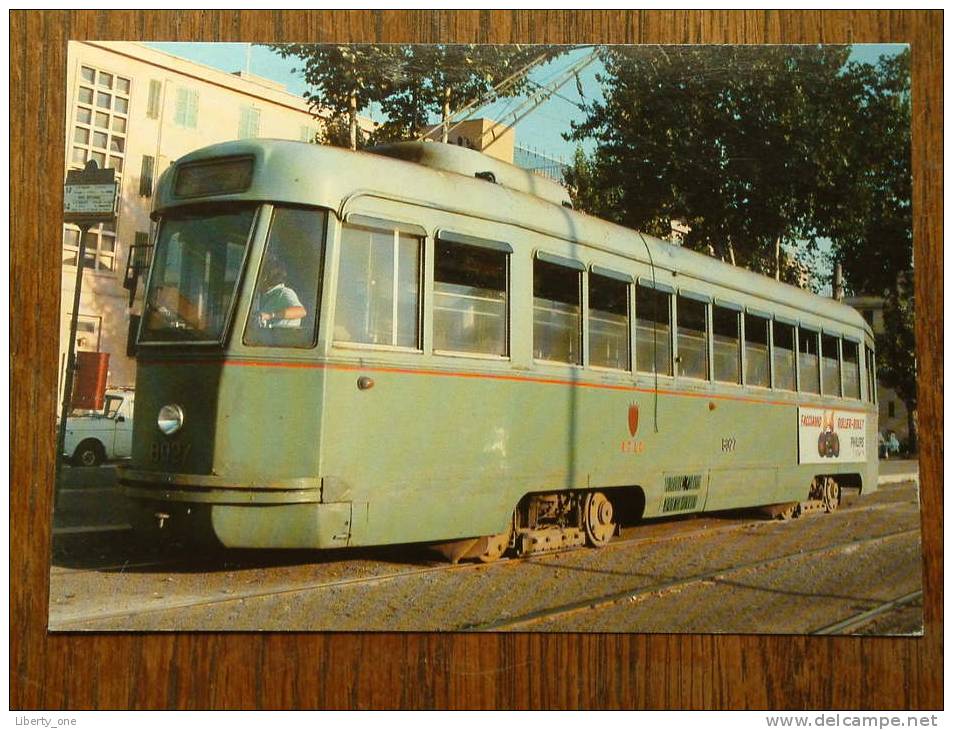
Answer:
xmin=60 ymin=41 xmax=338 ymax=397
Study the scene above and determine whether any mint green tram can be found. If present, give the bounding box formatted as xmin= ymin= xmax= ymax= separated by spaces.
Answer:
xmin=120 ymin=139 xmax=878 ymax=560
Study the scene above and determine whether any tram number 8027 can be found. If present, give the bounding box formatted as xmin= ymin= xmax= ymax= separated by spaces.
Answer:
xmin=149 ymin=441 xmax=192 ymax=464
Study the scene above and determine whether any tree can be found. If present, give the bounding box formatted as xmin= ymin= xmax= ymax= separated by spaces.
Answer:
xmin=564 ymin=45 xmax=875 ymax=283
xmin=876 ymin=279 xmax=917 ymax=452
xmin=828 ymin=50 xmax=912 ymax=296
xmin=268 ymin=44 xmax=565 ymax=150
xmin=266 ymin=44 xmax=403 ymax=150
xmin=567 ymin=45 xmax=915 ymax=448
xmin=374 ymin=45 xmax=560 ymax=144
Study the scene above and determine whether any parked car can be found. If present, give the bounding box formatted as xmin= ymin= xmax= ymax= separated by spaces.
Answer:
xmin=63 ymin=389 xmax=135 ymax=467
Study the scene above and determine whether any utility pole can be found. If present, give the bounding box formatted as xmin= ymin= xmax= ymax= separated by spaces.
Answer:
xmin=57 ymin=160 xmax=117 ymax=505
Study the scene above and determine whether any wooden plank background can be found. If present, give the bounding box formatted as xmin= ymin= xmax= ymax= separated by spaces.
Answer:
xmin=10 ymin=10 xmax=942 ymax=710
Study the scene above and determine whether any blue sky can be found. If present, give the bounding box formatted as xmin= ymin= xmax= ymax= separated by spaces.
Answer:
xmin=146 ymin=42 xmax=906 ymax=163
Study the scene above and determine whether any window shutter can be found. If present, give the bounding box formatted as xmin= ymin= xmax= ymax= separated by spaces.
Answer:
xmin=175 ymin=88 xmax=199 ymax=128
xmin=139 ymin=155 xmax=154 ymax=197
xmin=239 ymin=107 xmax=260 ymax=138
xmin=146 ymin=80 xmax=161 ymax=119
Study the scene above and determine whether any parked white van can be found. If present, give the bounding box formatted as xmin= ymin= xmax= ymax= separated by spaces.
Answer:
xmin=63 ymin=389 xmax=135 ymax=467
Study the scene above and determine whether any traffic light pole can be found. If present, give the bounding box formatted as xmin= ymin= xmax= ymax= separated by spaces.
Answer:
xmin=54 ymin=223 xmax=91 ymax=504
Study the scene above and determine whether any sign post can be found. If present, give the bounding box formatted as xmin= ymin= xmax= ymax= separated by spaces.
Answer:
xmin=56 ymin=161 xmax=117 ymax=497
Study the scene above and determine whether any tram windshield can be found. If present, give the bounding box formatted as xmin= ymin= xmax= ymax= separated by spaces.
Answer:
xmin=141 ymin=205 xmax=256 ymax=343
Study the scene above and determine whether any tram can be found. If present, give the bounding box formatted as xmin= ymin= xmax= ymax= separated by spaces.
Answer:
xmin=120 ymin=139 xmax=878 ymax=561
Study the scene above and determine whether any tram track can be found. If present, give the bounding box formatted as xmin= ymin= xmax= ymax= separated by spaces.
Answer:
xmin=51 ymin=495 xmax=918 ymax=630
xmin=810 ymin=590 xmax=923 ymax=635
xmin=50 ymin=485 xmax=910 ymax=579
xmin=462 ymin=527 xmax=921 ymax=631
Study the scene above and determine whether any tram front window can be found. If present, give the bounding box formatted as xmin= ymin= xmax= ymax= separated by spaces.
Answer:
xmin=141 ymin=205 xmax=256 ymax=343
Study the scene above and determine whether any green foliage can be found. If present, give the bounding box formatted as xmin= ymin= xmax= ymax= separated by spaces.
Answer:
xmin=876 ymin=279 xmax=917 ymax=446
xmin=567 ymin=45 xmax=915 ymax=422
xmin=266 ymin=44 xmax=564 ymax=149
xmin=827 ymin=51 xmax=912 ymax=296
xmin=266 ymin=44 xmax=402 ymax=149
xmin=565 ymin=46 xmax=911 ymax=286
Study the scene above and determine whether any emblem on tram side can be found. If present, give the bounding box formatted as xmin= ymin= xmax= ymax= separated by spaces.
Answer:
xmin=621 ymin=404 xmax=645 ymax=454
xmin=627 ymin=403 xmax=640 ymax=437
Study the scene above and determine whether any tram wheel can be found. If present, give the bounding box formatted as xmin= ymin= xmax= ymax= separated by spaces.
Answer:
xmin=823 ymin=476 xmax=840 ymax=513
xmin=583 ymin=491 xmax=615 ymax=547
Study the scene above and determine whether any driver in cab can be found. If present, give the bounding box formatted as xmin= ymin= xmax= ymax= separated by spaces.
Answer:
xmin=256 ymin=257 xmax=306 ymax=329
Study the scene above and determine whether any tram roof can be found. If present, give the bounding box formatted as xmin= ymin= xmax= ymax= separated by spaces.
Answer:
xmin=156 ymin=139 xmax=871 ymax=337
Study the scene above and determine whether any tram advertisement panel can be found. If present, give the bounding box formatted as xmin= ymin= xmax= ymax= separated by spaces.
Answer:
xmin=797 ymin=407 xmax=867 ymax=464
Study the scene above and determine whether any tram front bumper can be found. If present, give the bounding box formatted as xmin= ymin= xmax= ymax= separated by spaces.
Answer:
xmin=120 ymin=469 xmax=352 ymax=549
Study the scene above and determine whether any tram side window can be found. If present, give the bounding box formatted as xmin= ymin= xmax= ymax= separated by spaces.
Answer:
xmin=588 ymin=273 xmax=630 ymax=370
xmin=843 ymin=340 xmax=861 ymax=400
xmin=433 ymin=238 xmax=507 ymax=356
xmin=333 ymin=223 xmax=421 ymax=349
xmin=744 ymin=313 xmax=771 ymax=387
xmin=635 ymin=285 xmax=672 ymax=376
xmin=712 ymin=305 xmax=740 ymax=384
xmin=821 ymin=334 xmax=842 ymax=397
xmin=798 ymin=328 xmax=821 ymax=394
xmin=676 ymin=295 xmax=708 ymax=380
xmin=772 ymin=321 xmax=797 ymax=391
xmin=244 ymin=207 xmax=327 ymax=348
xmin=533 ymin=259 xmax=581 ymax=364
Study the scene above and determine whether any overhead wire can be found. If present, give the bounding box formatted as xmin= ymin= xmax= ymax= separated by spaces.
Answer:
xmin=416 ymin=47 xmax=560 ymax=142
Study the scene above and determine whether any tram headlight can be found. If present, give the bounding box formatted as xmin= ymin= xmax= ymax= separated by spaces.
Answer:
xmin=157 ymin=404 xmax=185 ymax=435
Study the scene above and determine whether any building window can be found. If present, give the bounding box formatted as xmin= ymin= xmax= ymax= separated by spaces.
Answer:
xmin=146 ymin=79 xmax=162 ymax=119
xmin=636 ymin=284 xmax=672 ymax=376
xmin=63 ymin=222 xmax=118 ymax=273
xmin=299 ymin=124 xmax=319 ymax=143
xmin=66 ymin=64 xmax=128 ymax=273
xmin=744 ymin=313 xmax=771 ymax=387
xmin=433 ymin=237 xmax=508 ymax=357
xmin=862 ymin=309 xmax=874 ymax=326
xmin=676 ymin=295 xmax=708 ymax=380
xmin=67 ymin=313 xmax=102 ymax=352
xmin=71 ymin=64 xmax=128 ymax=175
xmin=174 ymin=87 xmax=199 ymax=129
xmin=239 ymin=106 xmax=261 ymax=139
xmin=533 ymin=257 xmax=582 ymax=364
xmin=139 ymin=155 xmax=155 ymax=197
xmin=712 ymin=304 xmax=741 ymax=384
xmin=888 ymin=400 xmax=896 ymax=418
xmin=333 ymin=223 xmax=421 ymax=349
xmin=588 ymin=272 xmax=629 ymax=371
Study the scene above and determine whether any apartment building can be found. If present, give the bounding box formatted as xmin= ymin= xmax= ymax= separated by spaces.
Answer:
xmin=59 ymin=41 xmax=354 ymax=396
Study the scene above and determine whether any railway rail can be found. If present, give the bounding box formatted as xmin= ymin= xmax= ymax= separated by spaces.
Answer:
xmin=51 ymin=487 xmax=918 ymax=631
xmin=463 ymin=527 xmax=921 ymax=631
xmin=810 ymin=590 xmax=923 ymax=635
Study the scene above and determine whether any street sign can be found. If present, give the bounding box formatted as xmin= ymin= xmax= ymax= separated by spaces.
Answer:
xmin=63 ymin=160 xmax=117 ymax=224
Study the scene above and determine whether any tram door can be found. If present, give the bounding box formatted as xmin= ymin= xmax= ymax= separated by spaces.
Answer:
xmin=704 ymin=307 xmax=779 ymax=511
